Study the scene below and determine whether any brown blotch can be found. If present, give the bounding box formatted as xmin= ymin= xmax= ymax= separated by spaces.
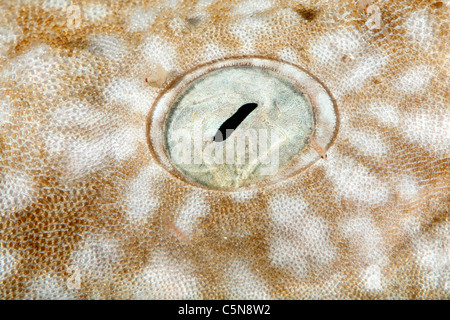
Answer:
xmin=186 ymin=16 xmax=203 ymax=28
xmin=431 ymin=2 xmax=444 ymax=9
xmin=295 ymin=8 xmax=319 ymax=21
xmin=372 ymin=76 xmax=383 ymax=84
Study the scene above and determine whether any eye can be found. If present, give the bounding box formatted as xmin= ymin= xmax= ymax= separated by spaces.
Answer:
xmin=147 ymin=58 xmax=338 ymax=190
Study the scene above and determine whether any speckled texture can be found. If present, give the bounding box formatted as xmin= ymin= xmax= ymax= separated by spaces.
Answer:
xmin=0 ymin=0 xmax=449 ymax=299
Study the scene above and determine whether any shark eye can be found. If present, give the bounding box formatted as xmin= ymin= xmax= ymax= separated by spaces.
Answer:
xmin=147 ymin=58 xmax=338 ymax=190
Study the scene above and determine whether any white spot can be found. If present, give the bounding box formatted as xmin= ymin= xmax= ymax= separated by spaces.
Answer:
xmin=341 ymin=52 xmax=387 ymax=93
xmin=4 ymin=45 xmax=62 ymax=98
xmin=229 ymin=190 xmax=257 ymax=202
xmin=269 ymin=194 xmax=336 ymax=278
xmin=42 ymin=0 xmax=70 ymax=10
xmin=109 ymin=126 xmax=141 ymax=161
xmin=128 ymin=7 xmax=157 ymax=32
xmin=175 ymin=192 xmax=209 ymax=237
xmin=88 ymin=35 xmax=127 ymax=60
xmin=309 ymin=30 xmax=387 ymax=95
xmin=0 ymin=97 xmax=11 ymax=125
xmin=417 ymin=236 xmax=449 ymax=270
xmin=0 ymin=249 xmax=17 ymax=281
xmin=277 ymin=47 xmax=299 ymax=65
xmin=324 ymin=151 xmax=390 ymax=205
xmin=202 ymin=43 xmax=229 ymax=62
xmin=309 ymin=30 xmax=362 ymax=66
xmin=402 ymin=109 xmax=450 ymax=155
xmin=65 ymin=138 xmax=107 ymax=174
xmin=404 ymin=11 xmax=433 ymax=48
xmin=370 ymin=104 xmax=449 ymax=155
xmin=105 ymin=78 xmax=156 ymax=115
xmin=234 ymin=0 xmax=274 ymax=16
xmin=420 ymin=247 xmax=449 ymax=270
xmin=362 ymin=264 xmax=382 ymax=291
xmin=142 ymin=36 xmax=177 ymax=71
xmin=158 ymin=0 xmax=183 ymax=8
xmin=342 ymin=216 xmax=384 ymax=264
xmin=0 ymin=171 xmax=36 ymax=214
xmin=397 ymin=175 xmax=421 ymax=201
xmin=399 ymin=216 xmax=422 ymax=237
xmin=0 ymin=24 xmax=22 ymax=58
xmin=71 ymin=235 xmax=122 ymax=281
xmin=415 ymin=222 xmax=450 ymax=290
xmin=231 ymin=17 xmax=270 ymax=52
xmin=346 ymin=129 xmax=389 ymax=157
xmin=83 ymin=4 xmax=108 ymax=23
xmin=25 ymin=274 xmax=76 ymax=299
xmin=50 ymin=102 xmax=102 ymax=131
xmin=46 ymin=125 xmax=140 ymax=179
xmin=135 ymin=251 xmax=201 ymax=299
xmin=368 ymin=103 xmax=401 ymax=127
xmin=125 ymin=165 xmax=164 ymax=223
xmin=223 ymin=259 xmax=271 ymax=299
xmin=394 ymin=65 xmax=433 ymax=94
xmin=196 ymin=0 xmax=216 ymax=7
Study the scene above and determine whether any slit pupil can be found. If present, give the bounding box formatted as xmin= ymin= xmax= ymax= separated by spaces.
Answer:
xmin=213 ymin=103 xmax=258 ymax=142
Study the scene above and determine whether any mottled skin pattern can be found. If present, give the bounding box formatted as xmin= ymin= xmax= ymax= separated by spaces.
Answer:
xmin=0 ymin=0 xmax=449 ymax=299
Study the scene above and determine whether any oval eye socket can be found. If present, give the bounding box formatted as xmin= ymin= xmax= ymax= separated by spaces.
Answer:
xmin=147 ymin=58 xmax=338 ymax=190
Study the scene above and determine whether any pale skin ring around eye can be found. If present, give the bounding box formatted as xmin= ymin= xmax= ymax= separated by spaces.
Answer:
xmin=147 ymin=57 xmax=339 ymax=190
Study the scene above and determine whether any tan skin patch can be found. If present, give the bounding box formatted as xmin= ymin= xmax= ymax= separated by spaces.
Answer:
xmin=0 ymin=0 xmax=448 ymax=299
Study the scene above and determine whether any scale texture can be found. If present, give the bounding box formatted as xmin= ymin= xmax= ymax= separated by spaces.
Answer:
xmin=0 ymin=0 xmax=449 ymax=299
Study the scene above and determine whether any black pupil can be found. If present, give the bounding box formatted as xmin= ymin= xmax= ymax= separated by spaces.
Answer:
xmin=213 ymin=103 xmax=258 ymax=142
